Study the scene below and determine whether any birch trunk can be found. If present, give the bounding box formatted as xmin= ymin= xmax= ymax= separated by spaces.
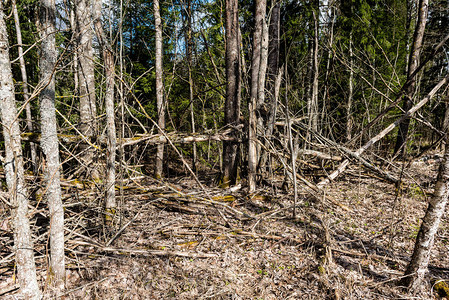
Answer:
xmin=0 ymin=6 xmax=41 ymax=298
xmin=222 ymin=0 xmax=241 ymax=187
xmin=75 ymin=0 xmax=98 ymax=178
xmin=248 ymin=0 xmax=267 ymax=192
xmin=13 ymin=3 xmax=38 ymax=173
xmin=94 ymin=0 xmax=116 ymax=227
xmin=394 ymin=0 xmax=428 ymax=157
xmin=259 ymin=1 xmax=281 ymax=171
xmin=400 ymin=118 xmax=449 ymax=291
xmin=39 ymin=0 xmax=65 ymax=290
xmin=154 ymin=0 xmax=165 ymax=179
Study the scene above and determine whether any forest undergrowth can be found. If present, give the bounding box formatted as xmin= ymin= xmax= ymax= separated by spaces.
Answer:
xmin=1 ymin=154 xmax=448 ymax=299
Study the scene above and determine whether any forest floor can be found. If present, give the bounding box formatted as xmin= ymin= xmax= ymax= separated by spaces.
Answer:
xmin=1 ymin=153 xmax=449 ymax=299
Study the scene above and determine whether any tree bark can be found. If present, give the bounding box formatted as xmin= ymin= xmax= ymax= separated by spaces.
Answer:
xmin=74 ymin=0 xmax=98 ymax=178
xmin=394 ymin=0 xmax=428 ymax=157
xmin=185 ymin=0 xmax=197 ymax=173
xmin=154 ymin=0 xmax=165 ymax=179
xmin=309 ymin=7 xmax=319 ymax=135
xmin=347 ymin=30 xmax=354 ymax=141
xmin=94 ymin=0 xmax=117 ymax=227
xmin=258 ymin=1 xmax=281 ymax=171
xmin=400 ymin=112 xmax=449 ymax=291
xmin=248 ymin=0 xmax=267 ymax=192
xmin=222 ymin=0 xmax=241 ymax=187
xmin=13 ymin=3 xmax=38 ymax=174
xmin=0 ymin=5 xmax=41 ymax=299
xmin=39 ymin=0 xmax=65 ymax=290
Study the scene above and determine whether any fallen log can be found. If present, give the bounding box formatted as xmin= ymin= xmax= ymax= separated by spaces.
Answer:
xmin=21 ymin=126 xmax=243 ymax=148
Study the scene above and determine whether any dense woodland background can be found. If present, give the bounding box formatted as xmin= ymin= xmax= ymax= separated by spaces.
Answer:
xmin=1 ymin=0 xmax=449 ymax=298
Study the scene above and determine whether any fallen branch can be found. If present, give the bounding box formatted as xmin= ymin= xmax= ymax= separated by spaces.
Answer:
xmin=20 ymin=126 xmax=243 ymax=148
xmin=317 ymin=74 xmax=449 ymax=188
xmin=0 ymin=284 xmax=19 ymax=297
xmin=70 ymin=240 xmax=217 ymax=258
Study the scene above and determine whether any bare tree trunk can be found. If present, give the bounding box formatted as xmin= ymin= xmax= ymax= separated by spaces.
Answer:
xmin=185 ymin=0 xmax=196 ymax=173
xmin=39 ymin=0 xmax=65 ymax=290
xmin=347 ymin=30 xmax=354 ymax=141
xmin=154 ymin=0 xmax=165 ymax=179
xmin=70 ymin=4 xmax=79 ymax=107
xmin=256 ymin=14 xmax=269 ymax=162
xmin=309 ymin=7 xmax=319 ymax=134
xmin=259 ymin=1 xmax=281 ymax=171
xmin=394 ymin=0 xmax=428 ymax=157
xmin=285 ymin=66 xmax=298 ymax=217
xmin=0 ymin=6 xmax=41 ymax=298
xmin=75 ymin=0 xmax=98 ymax=178
xmin=257 ymin=17 xmax=269 ymax=112
xmin=400 ymin=117 xmax=449 ymax=291
xmin=13 ymin=3 xmax=38 ymax=173
xmin=94 ymin=0 xmax=116 ymax=227
xmin=222 ymin=0 xmax=241 ymax=187
xmin=322 ymin=1 xmax=336 ymax=135
xmin=248 ymin=0 xmax=267 ymax=192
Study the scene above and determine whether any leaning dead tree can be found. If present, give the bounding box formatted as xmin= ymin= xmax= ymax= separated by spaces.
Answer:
xmin=0 ymin=5 xmax=41 ymax=298
xmin=318 ymin=74 xmax=449 ymax=188
xmin=400 ymin=113 xmax=449 ymax=291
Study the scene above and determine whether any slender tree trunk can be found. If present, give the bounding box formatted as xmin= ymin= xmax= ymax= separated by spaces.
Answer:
xmin=267 ymin=1 xmax=280 ymax=83
xmin=75 ymin=0 xmax=98 ymax=178
xmin=248 ymin=0 xmax=267 ymax=192
xmin=185 ymin=0 xmax=196 ymax=173
xmin=285 ymin=66 xmax=298 ymax=217
xmin=347 ymin=30 xmax=354 ymax=141
xmin=255 ymin=13 xmax=269 ymax=161
xmin=257 ymin=17 xmax=269 ymax=112
xmin=13 ymin=3 xmax=38 ymax=173
xmin=322 ymin=1 xmax=335 ymax=136
xmin=70 ymin=4 xmax=79 ymax=107
xmin=394 ymin=0 xmax=428 ymax=157
xmin=400 ymin=111 xmax=449 ymax=290
xmin=0 ymin=6 xmax=41 ymax=298
xmin=222 ymin=0 xmax=241 ymax=187
xmin=94 ymin=0 xmax=116 ymax=227
xmin=259 ymin=1 xmax=281 ymax=171
xmin=309 ymin=7 xmax=319 ymax=134
xmin=154 ymin=0 xmax=165 ymax=179
xmin=39 ymin=0 xmax=65 ymax=290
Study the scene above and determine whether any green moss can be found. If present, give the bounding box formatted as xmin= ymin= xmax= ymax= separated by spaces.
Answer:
xmin=433 ymin=280 xmax=449 ymax=298
xmin=219 ymin=175 xmax=230 ymax=188
xmin=104 ymin=207 xmax=117 ymax=226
